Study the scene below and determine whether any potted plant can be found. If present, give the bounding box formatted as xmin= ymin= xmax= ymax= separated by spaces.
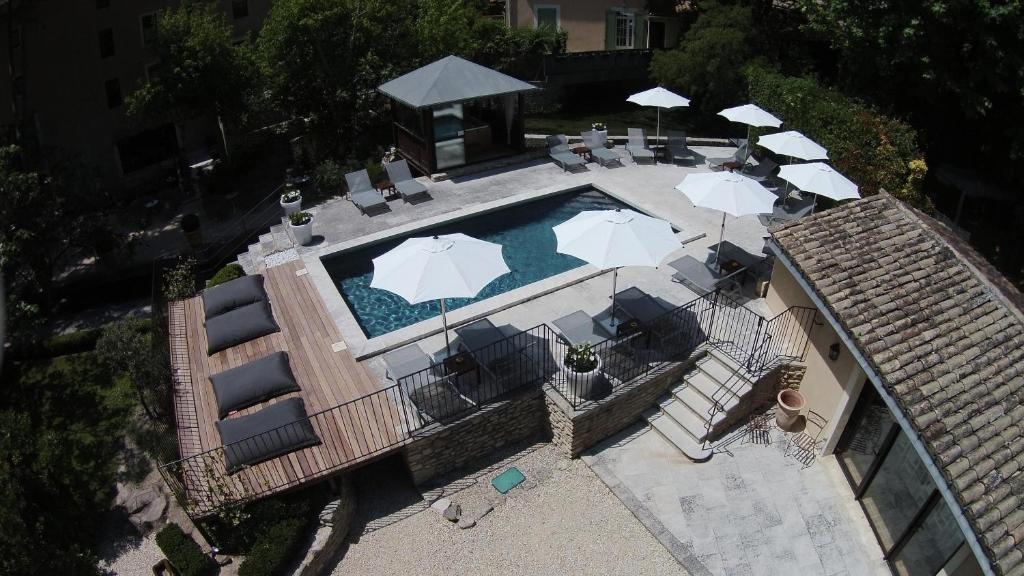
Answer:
xmin=561 ymin=342 xmax=603 ymax=400
xmin=591 ymin=122 xmax=608 ymax=147
xmin=280 ymin=184 xmax=302 ymax=216
xmin=289 ymin=211 xmax=313 ymax=246
xmin=180 ymin=213 xmax=202 ymax=250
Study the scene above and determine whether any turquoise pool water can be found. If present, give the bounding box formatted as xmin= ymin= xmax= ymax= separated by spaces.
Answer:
xmin=323 ymin=188 xmax=631 ymax=338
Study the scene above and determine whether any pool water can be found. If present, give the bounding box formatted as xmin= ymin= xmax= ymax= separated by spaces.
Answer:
xmin=324 ymin=188 xmax=631 ymax=338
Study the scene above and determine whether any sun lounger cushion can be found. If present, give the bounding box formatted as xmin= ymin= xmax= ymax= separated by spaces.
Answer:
xmin=209 ymin=352 xmax=300 ymax=419
xmin=202 ymin=274 xmax=267 ymax=319
xmin=205 ymin=300 xmax=280 ymax=355
xmin=552 ymin=311 xmax=613 ymax=346
xmin=616 ymin=287 xmax=671 ymax=324
xmin=216 ymin=397 xmax=320 ymax=474
xmin=395 ymin=179 xmax=429 ymax=198
xmin=351 ymin=189 xmax=386 ymax=210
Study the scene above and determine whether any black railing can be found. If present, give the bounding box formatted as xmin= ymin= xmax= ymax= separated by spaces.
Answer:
xmin=194 ymin=183 xmax=285 ymax=276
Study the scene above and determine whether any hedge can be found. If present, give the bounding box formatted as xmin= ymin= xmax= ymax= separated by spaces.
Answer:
xmin=237 ymin=517 xmax=310 ymax=576
xmin=155 ymin=523 xmax=217 ymax=576
xmin=11 ymin=318 xmax=154 ymax=360
xmin=744 ymin=65 xmax=930 ymax=210
xmin=206 ymin=263 xmax=245 ymax=289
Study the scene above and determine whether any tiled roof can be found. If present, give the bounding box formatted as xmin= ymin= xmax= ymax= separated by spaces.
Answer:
xmin=771 ymin=193 xmax=1024 ymax=576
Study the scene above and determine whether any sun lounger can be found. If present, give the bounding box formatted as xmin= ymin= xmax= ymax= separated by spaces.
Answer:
xmin=383 ymin=343 xmax=442 ymax=388
xmin=742 ymin=157 xmax=778 ymax=182
xmin=551 ymin=310 xmax=614 ymax=346
xmin=344 ymin=169 xmax=388 ymax=215
xmin=707 ymin=143 xmax=749 ymax=170
xmin=666 ymin=130 xmax=696 ymax=165
xmin=615 ymin=287 xmax=672 ymax=325
xmin=580 ymin=130 xmax=621 ymax=167
xmin=547 ymin=135 xmax=587 ymax=172
xmin=626 ymin=128 xmax=655 ymax=163
xmin=209 ymin=352 xmax=300 ymax=419
xmin=384 ymin=159 xmax=430 ymax=202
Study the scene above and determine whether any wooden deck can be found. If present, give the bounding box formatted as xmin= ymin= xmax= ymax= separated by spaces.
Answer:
xmin=167 ymin=261 xmax=410 ymax=516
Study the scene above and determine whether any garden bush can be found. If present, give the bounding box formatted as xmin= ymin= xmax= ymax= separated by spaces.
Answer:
xmin=206 ymin=263 xmax=245 ymax=288
xmin=156 ymin=523 xmax=218 ymax=576
xmin=237 ymin=517 xmax=310 ymax=576
xmin=744 ymin=65 xmax=930 ymax=210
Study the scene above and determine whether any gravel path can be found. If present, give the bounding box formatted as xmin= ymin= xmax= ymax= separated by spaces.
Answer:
xmin=333 ymin=444 xmax=687 ymax=576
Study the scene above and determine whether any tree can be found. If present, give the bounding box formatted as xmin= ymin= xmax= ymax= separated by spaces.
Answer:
xmin=96 ymin=318 xmax=171 ymax=421
xmin=413 ymin=0 xmax=480 ymax=63
xmin=125 ymin=0 xmax=257 ymax=157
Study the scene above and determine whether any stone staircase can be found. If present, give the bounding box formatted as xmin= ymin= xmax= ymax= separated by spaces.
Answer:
xmin=644 ymin=348 xmax=757 ymax=462
xmin=237 ymin=215 xmax=301 ymax=273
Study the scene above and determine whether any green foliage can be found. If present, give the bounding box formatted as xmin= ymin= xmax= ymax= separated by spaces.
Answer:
xmin=280 ymin=185 xmax=301 ymax=203
xmin=650 ymin=2 xmax=759 ymax=113
xmin=744 ymin=65 xmax=930 ymax=210
xmin=471 ymin=18 xmax=566 ymax=79
xmin=413 ymin=0 xmax=479 ymax=62
xmin=163 ymin=256 xmax=199 ymax=301
xmin=96 ymin=318 xmax=171 ymax=420
xmin=155 ymin=523 xmax=217 ymax=576
xmin=205 ymin=488 xmax=319 ymax=553
xmin=34 ymin=328 xmax=102 ymax=358
xmin=313 ymin=159 xmax=346 ymax=197
xmin=237 ymin=517 xmax=309 ymax=576
xmin=288 ymin=211 xmax=312 ymax=226
xmin=206 ymin=263 xmax=245 ymax=288
xmin=564 ymin=342 xmax=599 ymax=372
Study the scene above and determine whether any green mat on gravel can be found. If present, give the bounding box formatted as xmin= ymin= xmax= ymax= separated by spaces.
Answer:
xmin=491 ymin=467 xmax=526 ymax=494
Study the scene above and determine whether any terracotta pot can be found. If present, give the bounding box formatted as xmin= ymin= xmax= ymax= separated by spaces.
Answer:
xmin=776 ymin=388 xmax=805 ymax=430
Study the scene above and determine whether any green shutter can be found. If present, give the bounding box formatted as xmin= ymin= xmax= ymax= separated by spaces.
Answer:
xmin=605 ymin=10 xmax=616 ymax=50
xmin=635 ymin=15 xmax=647 ymax=49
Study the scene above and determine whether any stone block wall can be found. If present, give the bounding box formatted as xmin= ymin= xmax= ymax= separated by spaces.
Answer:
xmin=403 ymin=388 xmax=547 ymax=485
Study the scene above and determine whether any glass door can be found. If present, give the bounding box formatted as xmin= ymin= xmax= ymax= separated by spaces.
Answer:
xmin=836 ymin=383 xmax=899 ymax=492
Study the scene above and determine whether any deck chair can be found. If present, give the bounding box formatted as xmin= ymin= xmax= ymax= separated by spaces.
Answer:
xmin=615 ymin=287 xmax=672 ymax=325
xmin=547 ymin=135 xmax=587 ymax=172
xmin=384 ymin=159 xmax=430 ymax=202
xmin=626 ymin=128 xmax=655 ymax=164
xmin=344 ymin=169 xmax=388 ymax=215
xmin=580 ymin=130 xmax=621 ymax=167
xmin=666 ymin=130 xmax=696 ymax=165
xmin=706 ymin=143 xmax=749 ymax=171
xmin=742 ymin=157 xmax=778 ymax=183
xmin=382 ymin=343 xmax=441 ymax=389
xmin=551 ymin=310 xmax=613 ymax=346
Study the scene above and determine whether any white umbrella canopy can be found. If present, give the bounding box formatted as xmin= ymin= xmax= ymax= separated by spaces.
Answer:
xmin=756 ymin=130 xmax=828 ymax=161
xmin=371 ymin=233 xmax=509 ymax=353
xmin=553 ymin=208 xmax=681 ymax=325
xmin=718 ymin=104 xmax=783 ymax=128
xmin=626 ymin=87 xmax=691 ymax=149
xmin=675 ymin=172 xmax=776 ymax=265
xmin=778 ymin=162 xmax=860 ymax=213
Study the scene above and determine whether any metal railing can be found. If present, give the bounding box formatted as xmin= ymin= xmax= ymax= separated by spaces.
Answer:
xmin=194 ymin=183 xmax=285 ymax=276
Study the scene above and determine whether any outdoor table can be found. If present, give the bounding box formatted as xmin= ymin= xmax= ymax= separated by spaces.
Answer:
xmin=375 ymin=179 xmax=398 ymax=200
xmin=669 ymin=255 xmax=750 ymax=294
xmin=571 ymin=145 xmax=591 ymax=160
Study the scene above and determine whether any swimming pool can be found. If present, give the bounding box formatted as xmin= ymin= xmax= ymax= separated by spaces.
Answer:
xmin=323 ymin=188 xmax=633 ymax=338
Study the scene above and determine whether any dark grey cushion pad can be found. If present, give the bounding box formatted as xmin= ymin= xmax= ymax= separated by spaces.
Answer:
xmin=210 ymin=352 xmax=300 ymax=419
xmin=203 ymin=275 xmax=267 ymax=318
xmin=205 ymin=300 xmax=280 ymax=355
xmin=216 ymin=397 xmax=320 ymax=474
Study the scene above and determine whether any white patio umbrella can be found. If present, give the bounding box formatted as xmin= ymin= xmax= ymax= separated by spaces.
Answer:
xmin=553 ymin=208 xmax=681 ymax=326
xmin=757 ymin=130 xmax=828 ymax=196
xmin=370 ymin=233 xmax=509 ymax=355
xmin=626 ymin=87 xmax=691 ymax=150
xmin=718 ymin=104 xmax=783 ymax=163
xmin=675 ymin=172 xmax=777 ymax=266
xmin=778 ymin=162 xmax=860 ymax=213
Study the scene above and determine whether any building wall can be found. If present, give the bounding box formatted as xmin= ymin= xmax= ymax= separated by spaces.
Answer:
xmin=765 ymin=262 xmax=866 ymax=449
xmin=511 ymin=0 xmax=676 ymax=53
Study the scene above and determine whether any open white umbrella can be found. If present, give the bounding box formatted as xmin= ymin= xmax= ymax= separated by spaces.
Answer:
xmin=675 ymin=172 xmax=776 ymax=266
xmin=718 ymin=104 xmax=783 ymax=163
xmin=756 ymin=130 xmax=828 ymax=161
xmin=778 ymin=162 xmax=860 ymax=213
xmin=627 ymin=87 xmax=691 ymax=151
xmin=553 ymin=208 xmax=681 ymax=325
xmin=370 ymin=233 xmax=509 ymax=354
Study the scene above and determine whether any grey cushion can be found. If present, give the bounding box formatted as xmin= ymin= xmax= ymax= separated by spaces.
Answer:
xmin=216 ymin=397 xmax=320 ymax=474
xmin=205 ymin=300 xmax=280 ymax=355
xmin=202 ymin=275 xmax=266 ymax=318
xmin=616 ymin=287 xmax=671 ymax=324
xmin=209 ymin=352 xmax=300 ymax=419
xmin=552 ymin=311 xmax=613 ymax=346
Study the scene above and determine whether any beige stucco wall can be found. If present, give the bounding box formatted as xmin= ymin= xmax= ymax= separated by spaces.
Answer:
xmin=766 ymin=262 xmax=865 ymax=448
xmin=511 ymin=0 xmax=651 ymax=52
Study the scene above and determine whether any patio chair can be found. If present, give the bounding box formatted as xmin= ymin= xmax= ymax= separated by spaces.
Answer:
xmin=626 ymin=128 xmax=655 ymax=164
xmin=547 ymin=135 xmax=587 ymax=172
xmin=580 ymin=130 xmax=621 ymax=167
xmin=382 ymin=343 xmax=441 ymax=389
xmin=551 ymin=310 xmax=613 ymax=346
xmin=784 ymin=410 xmax=828 ymax=468
xmin=666 ymin=130 xmax=696 ymax=165
xmin=384 ymin=159 xmax=430 ymax=202
xmin=383 ymin=343 xmax=472 ymax=423
xmin=741 ymin=157 xmax=778 ymax=183
xmin=757 ymin=196 xmax=815 ymax=227
xmin=344 ymin=169 xmax=388 ymax=215
xmin=615 ymin=287 xmax=672 ymax=326
xmin=706 ymin=143 xmax=749 ymax=171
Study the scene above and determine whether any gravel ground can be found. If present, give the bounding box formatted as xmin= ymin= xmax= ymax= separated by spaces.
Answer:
xmin=98 ymin=533 xmax=162 ymax=576
xmin=332 ymin=443 xmax=687 ymax=576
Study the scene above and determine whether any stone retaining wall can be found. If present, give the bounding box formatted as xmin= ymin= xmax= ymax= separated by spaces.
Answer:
xmin=403 ymin=388 xmax=547 ymax=485
xmin=296 ymin=476 xmax=356 ymax=576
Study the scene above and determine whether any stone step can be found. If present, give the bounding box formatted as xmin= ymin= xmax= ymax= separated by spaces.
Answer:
xmin=272 ymin=229 xmax=293 ymax=251
xmin=237 ymin=253 xmax=255 ymax=275
xmin=247 ymin=243 xmax=266 ymax=272
xmin=707 ymin=347 xmax=758 ymax=380
xmin=645 ymin=408 xmax=712 ymax=462
xmin=258 ymin=232 xmax=275 ymax=256
xmin=670 ymin=385 xmax=731 ymax=424
xmin=658 ymin=396 xmax=712 ymax=442
xmin=686 ymin=370 xmax=748 ymax=406
xmin=698 ymin=353 xmax=748 ymax=387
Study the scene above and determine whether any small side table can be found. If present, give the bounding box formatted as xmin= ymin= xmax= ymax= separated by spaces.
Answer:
xmin=375 ymin=179 xmax=398 ymax=200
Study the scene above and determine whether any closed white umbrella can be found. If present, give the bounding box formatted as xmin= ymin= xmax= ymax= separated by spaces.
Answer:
xmin=371 ymin=233 xmax=509 ymax=354
xmin=718 ymin=104 xmax=783 ymax=163
xmin=627 ymin=87 xmax=691 ymax=152
xmin=778 ymin=162 xmax=860 ymax=213
xmin=553 ymin=208 xmax=681 ymax=325
xmin=675 ymin=172 xmax=776 ymax=266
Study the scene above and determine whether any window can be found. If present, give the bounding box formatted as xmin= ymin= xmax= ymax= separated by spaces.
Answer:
xmin=96 ymin=0 xmax=110 ymax=8
xmin=232 ymin=0 xmax=249 ymax=19
xmin=104 ymin=78 xmax=122 ymax=108
xmin=98 ymin=28 xmax=115 ymax=58
xmin=535 ymin=5 xmax=559 ymax=30
xmin=140 ymin=13 xmax=157 ymax=46
xmin=615 ymin=12 xmax=635 ymax=49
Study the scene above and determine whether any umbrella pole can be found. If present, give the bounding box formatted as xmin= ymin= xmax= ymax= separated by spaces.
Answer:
xmin=439 ymin=298 xmax=451 ymax=356
xmin=610 ymin=267 xmax=618 ymax=326
xmin=655 ymin=108 xmax=661 ymax=160
xmin=811 ymin=193 xmax=818 ymax=214
xmin=715 ymin=213 xmax=726 ymax=267
xmin=745 ymin=125 xmax=752 ymax=164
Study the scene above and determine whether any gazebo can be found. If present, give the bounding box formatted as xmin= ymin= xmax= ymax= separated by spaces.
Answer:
xmin=378 ymin=55 xmax=538 ymax=175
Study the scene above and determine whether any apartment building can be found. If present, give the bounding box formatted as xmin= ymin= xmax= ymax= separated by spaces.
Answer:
xmin=506 ymin=0 xmax=680 ymax=52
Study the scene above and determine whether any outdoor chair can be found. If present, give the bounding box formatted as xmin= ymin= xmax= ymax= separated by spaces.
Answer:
xmin=382 ymin=343 xmax=442 ymax=389
xmin=666 ymin=130 xmax=696 ymax=165
xmin=626 ymin=128 xmax=655 ymax=164
xmin=741 ymin=157 xmax=779 ymax=183
xmin=384 ymin=159 xmax=430 ymax=202
xmin=615 ymin=287 xmax=672 ymax=326
xmin=551 ymin=310 xmax=614 ymax=347
xmin=547 ymin=135 xmax=587 ymax=172
xmin=580 ymin=130 xmax=621 ymax=167
xmin=784 ymin=410 xmax=829 ymax=468
xmin=757 ymin=196 xmax=815 ymax=227
xmin=382 ymin=343 xmax=472 ymax=424
xmin=344 ymin=169 xmax=388 ymax=215
xmin=706 ymin=143 xmax=749 ymax=171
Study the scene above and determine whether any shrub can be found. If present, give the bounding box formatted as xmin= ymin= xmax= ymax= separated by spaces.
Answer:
xmin=564 ymin=342 xmax=598 ymax=372
xmin=155 ymin=523 xmax=217 ymax=576
xmin=280 ymin=185 xmax=301 ymax=203
xmin=313 ymin=159 xmax=346 ymax=198
xmin=237 ymin=517 xmax=309 ymax=576
xmin=163 ymin=256 xmax=198 ymax=301
xmin=206 ymin=263 xmax=245 ymax=288
xmin=288 ymin=211 xmax=311 ymax=226
xmin=39 ymin=328 xmax=102 ymax=357
xmin=96 ymin=317 xmax=170 ymax=420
